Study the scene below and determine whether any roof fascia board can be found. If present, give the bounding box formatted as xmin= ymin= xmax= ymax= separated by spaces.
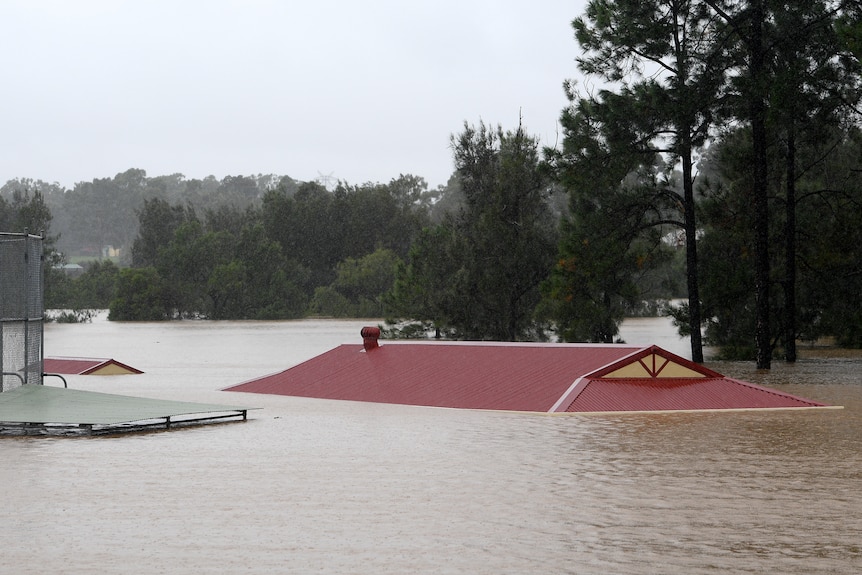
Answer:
xmin=549 ymin=376 xmax=589 ymax=413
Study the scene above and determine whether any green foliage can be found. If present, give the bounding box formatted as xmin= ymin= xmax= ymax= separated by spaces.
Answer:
xmin=0 ymin=187 xmax=56 ymax=256
xmin=2 ymin=169 xmax=439 ymax=322
xmin=2 ymin=4 xmax=857 ymax=349
xmin=109 ymin=267 xmax=169 ymax=321
xmin=332 ymin=249 xmax=400 ymax=302
xmin=132 ymin=198 xmax=197 ymax=267
xmin=836 ymin=3 xmax=862 ymax=61
xmin=544 ymin=84 xmax=680 ymax=342
xmin=48 ymin=309 xmax=97 ymax=324
xmin=561 ymin=0 xmax=862 ymax=364
xmin=155 ymin=220 xmax=216 ymax=317
xmin=61 ymin=169 xmax=147 ymax=257
xmin=73 ymin=260 xmax=120 ymax=308
xmin=145 ymin=216 xmax=308 ymax=320
xmin=53 ymin=172 xmax=433 ymax=321
xmin=569 ymin=0 xmax=729 ymax=360
xmin=700 ymin=0 xmax=862 ymax=367
xmin=44 ymin=268 xmax=75 ymax=310
xmin=44 ymin=259 xmax=120 ymax=313
xmin=0 ymin=186 xmax=72 ymax=311
xmin=234 ymin=223 xmax=309 ymax=320
xmin=310 ymin=249 xmax=401 ymax=318
xmin=385 ymin=225 xmax=465 ymax=336
xmin=261 ymin=177 xmax=431 ymax=289
xmin=308 ymin=286 xmax=353 ymax=317
xmin=22 ymin=169 xmax=296 ymax=260
xmin=541 ymin=188 xmax=669 ymax=343
xmin=791 ymin=128 xmax=862 ymax=348
xmin=697 ymin=125 xmax=862 ymax=354
xmin=388 ymin=121 xmax=557 ymax=341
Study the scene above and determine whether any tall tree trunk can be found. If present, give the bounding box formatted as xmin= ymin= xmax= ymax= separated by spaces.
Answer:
xmin=750 ymin=0 xmax=772 ymax=369
xmin=784 ymin=125 xmax=797 ymax=362
xmin=682 ymin=149 xmax=704 ymax=363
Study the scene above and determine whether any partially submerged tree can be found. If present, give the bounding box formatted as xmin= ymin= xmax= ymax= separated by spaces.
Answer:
xmin=697 ymin=124 xmax=862 ymax=357
xmin=544 ymin=100 xmax=675 ymax=342
xmin=703 ymin=0 xmax=862 ymax=366
xmin=568 ymin=0 xmax=729 ymax=362
xmin=388 ymin=121 xmax=558 ymax=341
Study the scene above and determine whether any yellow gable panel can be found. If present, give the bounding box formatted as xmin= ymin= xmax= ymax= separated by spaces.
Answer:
xmin=604 ymin=353 xmax=706 ymax=378
xmin=657 ymin=360 xmax=706 ymax=378
xmin=90 ymin=363 xmax=138 ymax=375
xmin=604 ymin=362 xmax=652 ymax=378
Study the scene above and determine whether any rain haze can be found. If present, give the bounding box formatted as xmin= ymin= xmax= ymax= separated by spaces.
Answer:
xmin=1 ymin=1 xmax=589 ymax=190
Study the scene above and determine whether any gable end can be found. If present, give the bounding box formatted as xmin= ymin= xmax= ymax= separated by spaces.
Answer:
xmin=589 ymin=346 xmax=722 ymax=379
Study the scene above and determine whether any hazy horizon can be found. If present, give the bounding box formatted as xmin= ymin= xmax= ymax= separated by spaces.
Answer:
xmin=2 ymin=1 xmax=588 ymax=190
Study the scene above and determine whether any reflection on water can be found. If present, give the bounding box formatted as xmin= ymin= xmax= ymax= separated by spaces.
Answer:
xmin=1 ymin=315 xmax=860 ymax=574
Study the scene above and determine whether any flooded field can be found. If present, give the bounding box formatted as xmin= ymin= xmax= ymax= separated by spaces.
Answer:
xmin=1 ymin=315 xmax=860 ymax=574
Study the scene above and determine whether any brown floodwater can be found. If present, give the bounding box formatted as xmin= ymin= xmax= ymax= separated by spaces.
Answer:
xmin=1 ymin=315 xmax=860 ymax=574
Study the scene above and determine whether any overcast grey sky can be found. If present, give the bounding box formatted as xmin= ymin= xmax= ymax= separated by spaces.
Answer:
xmin=1 ymin=1 xmax=588 ymax=190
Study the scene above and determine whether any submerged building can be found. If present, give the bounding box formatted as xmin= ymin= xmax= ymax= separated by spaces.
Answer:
xmin=0 ymin=232 xmax=250 ymax=435
xmin=43 ymin=357 xmax=143 ymax=376
xmin=225 ymin=327 xmax=831 ymax=413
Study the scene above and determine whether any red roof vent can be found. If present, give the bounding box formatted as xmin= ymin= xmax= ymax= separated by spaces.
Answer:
xmin=360 ymin=326 xmax=380 ymax=351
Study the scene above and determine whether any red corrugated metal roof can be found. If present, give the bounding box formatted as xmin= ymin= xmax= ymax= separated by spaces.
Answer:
xmin=225 ymin=333 xmax=829 ymax=412
xmin=587 ymin=345 xmax=724 ymax=379
xmin=227 ymin=341 xmax=644 ymax=412
xmin=43 ymin=357 xmax=143 ymax=375
xmin=564 ymin=377 xmax=825 ymax=412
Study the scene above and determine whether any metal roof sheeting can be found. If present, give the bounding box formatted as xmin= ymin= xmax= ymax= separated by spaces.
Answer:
xmin=565 ymin=377 xmax=826 ymax=412
xmin=227 ymin=342 xmax=643 ymax=412
xmin=0 ymin=384 xmax=249 ymax=426
xmin=43 ymin=357 xmax=143 ymax=375
xmin=225 ymin=333 xmax=830 ymax=413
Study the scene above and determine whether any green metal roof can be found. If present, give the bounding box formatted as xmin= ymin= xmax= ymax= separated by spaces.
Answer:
xmin=0 ymin=384 xmax=252 ymax=426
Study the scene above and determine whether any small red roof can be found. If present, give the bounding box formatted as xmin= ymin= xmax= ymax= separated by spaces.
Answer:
xmin=43 ymin=357 xmax=143 ymax=376
xmin=225 ymin=330 xmax=828 ymax=413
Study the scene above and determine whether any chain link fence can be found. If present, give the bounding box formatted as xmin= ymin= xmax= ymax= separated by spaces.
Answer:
xmin=0 ymin=233 xmax=43 ymax=392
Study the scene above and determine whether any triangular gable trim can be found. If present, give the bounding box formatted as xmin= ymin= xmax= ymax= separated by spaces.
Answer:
xmin=548 ymin=346 xmax=653 ymax=413
xmin=43 ymin=357 xmax=144 ymax=376
xmin=81 ymin=360 xmax=144 ymax=375
xmin=587 ymin=345 xmax=722 ymax=379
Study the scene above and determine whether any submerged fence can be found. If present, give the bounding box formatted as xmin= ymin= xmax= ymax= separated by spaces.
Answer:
xmin=0 ymin=233 xmax=43 ymax=392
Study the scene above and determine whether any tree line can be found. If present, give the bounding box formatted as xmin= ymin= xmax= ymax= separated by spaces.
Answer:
xmin=1 ymin=0 xmax=860 ymax=367
xmin=545 ymin=0 xmax=861 ymax=367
